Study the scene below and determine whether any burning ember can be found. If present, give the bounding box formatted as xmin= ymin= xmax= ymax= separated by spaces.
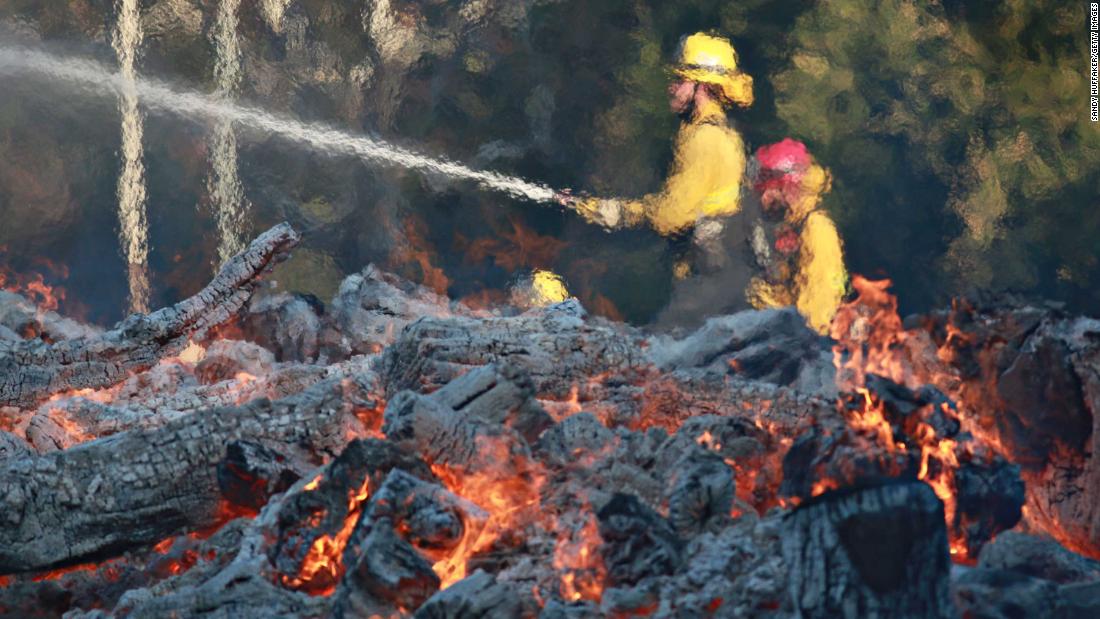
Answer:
xmin=827 ymin=276 xmax=1025 ymax=561
xmin=552 ymin=509 xmax=606 ymax=603
xmin=281 ymin=474 xmax=372 ymax=594
xmin=2 ymin=225 xmax=1098 ymax=618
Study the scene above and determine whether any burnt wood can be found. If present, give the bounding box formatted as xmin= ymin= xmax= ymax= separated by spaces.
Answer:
xmin=0 ymin=374 xmax=375 ymax=573
xmin=0 ymin=223 xmax=300 ymax=409
xmin=781 ymin=481 xmax=953 ymax=619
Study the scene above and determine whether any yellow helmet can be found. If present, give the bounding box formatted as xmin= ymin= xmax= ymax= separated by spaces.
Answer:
xmin=674 ymin=33 xmax=754 ymax=108
xmin=511 ymin=269 xmax=571 ymax=308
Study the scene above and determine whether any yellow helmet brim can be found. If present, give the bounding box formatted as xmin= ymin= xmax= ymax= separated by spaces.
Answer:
xmin=673 ymin=66 xmax=754 ymax=108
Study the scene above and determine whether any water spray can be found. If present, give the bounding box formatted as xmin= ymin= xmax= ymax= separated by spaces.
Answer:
xmin=207 ymin=0 xmax=249 ymax=266
xmin=110 ymin=0 xmax=150 ymax=314
xmin=0 ymin=45 xmax=560 ymax=204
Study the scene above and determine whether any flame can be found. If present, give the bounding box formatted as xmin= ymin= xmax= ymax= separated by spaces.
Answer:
xmin=849 ymin=387 xmax=895 ymax=449
xmin=831 ymin=276 xmax=914 ymax=391
xmin=455 ymin=216 xmax=566 ymax=272
xmin=281 ymin=474 xmax=372 ymax=595
xmin=552 ymin=511 xmax=605 ymax=603
xmin=428 ymin=438 xmax=545 ymax=589
xmin=832 ymin=276 xmax=975 ymax=560
xmin=0 ymin=250 xmax=69 ymax=313
xmin=388 ymin=216 xmax=450 ymax=295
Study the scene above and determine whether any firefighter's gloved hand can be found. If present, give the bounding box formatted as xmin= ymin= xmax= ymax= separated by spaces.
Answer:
xmin=572 ymin=197 xmax=628 ymax=230
xmin=691 ymin=218 xmax=728 ymax=273
xmin=553 ymin=190 xmax=576 ymax=207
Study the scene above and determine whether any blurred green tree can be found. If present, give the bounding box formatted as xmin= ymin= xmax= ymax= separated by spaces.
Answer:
xmin=772 ymin=0 xmax=1100 ymax=310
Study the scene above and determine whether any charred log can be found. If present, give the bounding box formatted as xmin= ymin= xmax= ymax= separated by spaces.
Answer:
xmin=951 ymin=568 xmax=1058 ymax=619
xmin=429 ymin=363 xmax=554 ymax=445
xmin=379 ymin=301 xmax=646 ymax=399
xmin=0 ymin=223 xmax=300 ymax=409
xmin=268 ymin=438 xmax=433 ymax=594
xmin=323 ymin=264 xmax=467 ymax=359
xmin=0 ymin=429 xmax=30 ymax=463
xmin=20 ymin=356 xmax=352 ymax=455
xmin=596 ymin=493 xmax=682 ymax=587
xmin=0 ymin=373 xmax=376 ymax=573
xmin=0 ymin=290 xmax=102 ymax=344
xmin=381 ymin=369 xmax=536 ymax=477
xmin=926 ymin=302 xmax=1100 ymax=557
xmin=413 ymin=570 xmax=538 ymax=619
xmin=781 ymin=481 xmax=952 ymax=619
xmin=977 ymin=531 xmax=1100 ymax=585
xmin=665 ymin=450 xmax=736 ymax=538
xmin=331 ymin=519 xmax=440 ymax=618
xmin=237 ymin=292 xmax=323 ymax=363
xmin=360 ymin=469 xmax=487 ymax=559
xmin=217 ymin=440 xmax=310 ymax=512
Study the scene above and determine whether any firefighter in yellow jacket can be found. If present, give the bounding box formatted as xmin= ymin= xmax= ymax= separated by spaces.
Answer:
xmin=746 ymin=138 xmax=848 ymax=334
xmin=558 ymin=32 xmax=752 ymax=252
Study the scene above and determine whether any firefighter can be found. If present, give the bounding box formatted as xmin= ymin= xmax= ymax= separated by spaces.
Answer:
xmin=557 ymin=32 xmax=754 ymax=277
xmin=746 ymin=138 xmax=848 ymax=334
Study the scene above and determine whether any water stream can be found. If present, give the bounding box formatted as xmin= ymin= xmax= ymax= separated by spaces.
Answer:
xmin=110 ymin=0 xmax=149 ymax=313
xmin=259 ymin=0 xmax=293 ymax=33
xmin=207 ymin=0 xmax=249 ymax=266
xmin=0 ymin=45 xmax=558 ymax=204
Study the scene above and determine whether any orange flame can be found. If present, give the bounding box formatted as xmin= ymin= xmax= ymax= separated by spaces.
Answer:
xmin=832 ymin=276 xmax=974 ymax=560
xmin=282 ymin=474 xmax=372 ymax=595
xmin=454 ymin=216 xmax=567 ymax=273
xmin=388 ymin=216 xmax=451 ymax=295
xmin=553 ymin=511 xmax=606 ymax=603
xmin=831 ymin=276 xmax=914 ymax=391
xmin=428 ymin=438 xmax=545 ymax=589
xmin=0 ymin=251 xmax=68 ymax=313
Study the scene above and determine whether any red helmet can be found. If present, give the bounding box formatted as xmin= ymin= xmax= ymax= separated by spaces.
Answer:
xmin=753 ymin=138 xmax=812 ymax=194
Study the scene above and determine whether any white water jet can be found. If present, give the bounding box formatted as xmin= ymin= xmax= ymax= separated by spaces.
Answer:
xmin=259 ymin=0 xmax=293 ymax=33
xmin=208 ymin=0 xmax=249 ymax=266
xmin=111 ymin=0 xmax=150 ymax=314
xmin=0 ymin=45 xmax=558 ymax=205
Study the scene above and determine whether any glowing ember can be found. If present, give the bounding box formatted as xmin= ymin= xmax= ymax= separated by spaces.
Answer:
xmin=552 ymin=511 xmax=605 ymax=603
xmin=831 ymin=276 xmax=980 ymax=560
xmin=177 ymin=340 xmax=207 ymax=364
xmin=281 ymin=474 xmax=372 ymax=595
xmin=695 ymin=430 xmax=717 ymax=449
xmin=428 ymin=438 xmax=545 ymax=589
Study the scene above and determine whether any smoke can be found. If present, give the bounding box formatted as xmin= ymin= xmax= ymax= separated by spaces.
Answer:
xmin=111 ymin=0 xmax=150 ymax=314
xmin=0 ymin=45 xmax=558 ymax=205
xmin=207 ymin=0 xmax=249 ymax=266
